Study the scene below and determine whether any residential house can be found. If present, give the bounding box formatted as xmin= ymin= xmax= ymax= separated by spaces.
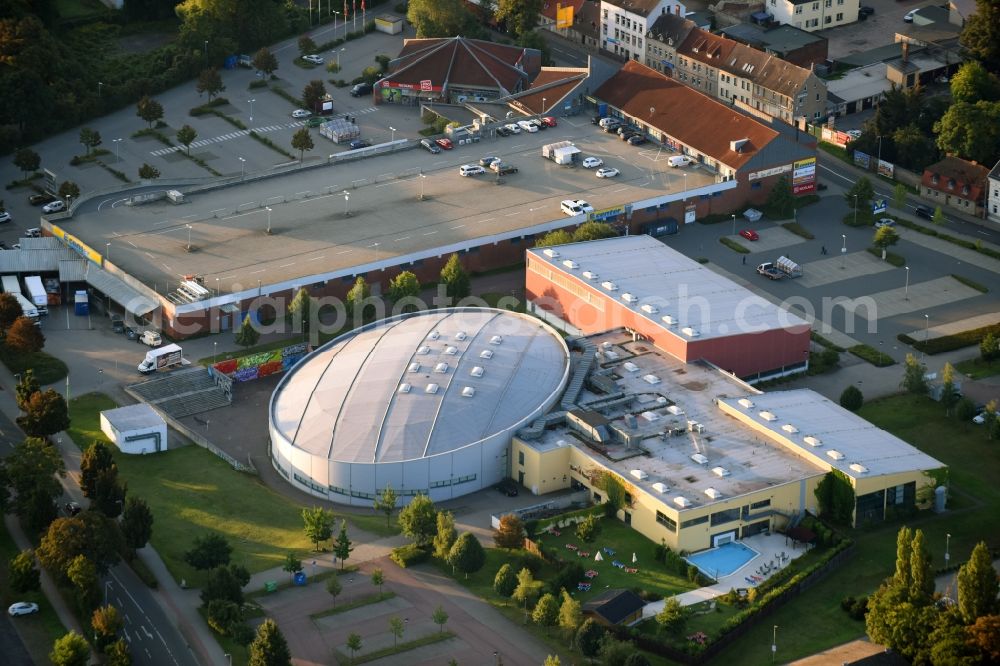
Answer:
xmin=984 ymin=160 xmax=1000 ymax=224
xmin=644 ymin=11 xmax=696 ymax=75
xmin=719 ymin=22 xmax=828 ymax=68
xmin=582 ymin=589 xmax=646 ymax=626
xmin=539 ymin=0 xmax=588 ymax=38
xmin=600 ymin=0 xmax=684 ymax=62
xmin=921 ymin=157 xmax=989 ymax=218
xmin=765 ymin=0 xmax=860 ymax=32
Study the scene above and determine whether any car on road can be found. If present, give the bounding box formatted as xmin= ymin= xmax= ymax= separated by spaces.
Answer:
xmin=302 ymin=54 xmax=324 ymax=65
xmin=65 ymin=501 xmax=82 ymax=516
xmin=0 ymin=211 xmax=11 ymax=224
xmin=8 ymin=602 xmax=39 ymax=617
xmin=291 ymin=109 xmax=312 ymax=118
xmin=350 ymin=82 xmax=373 ymax=97
xmin=541 ymin=117 xmax=557 ymax=127
xmin=903 ymin=9 xmax=917 ymax=22
xmin=349 ymin=139 xmax=371 ymax=150
xmin=419 ymin=138 xmax=441 ymax=154
xmin=914 ymin=204 xmax=934 ymax=220
xmin=306 ymin=117 xmax=324 ymax=127
xmin=459 ymin=164 xmax=486 ymax=177
xmin=29 ymin=193 xmax=56 ymax=206
xmin=739 ymin=229 xmax=760 ymax=241
xmin=874 ymin=218 xmax=896 ymax=229
xmin=125 ymin=326 xmax=137 ymax=341
xmin=517 ymin=120 xmax=537 ymax=133
xmin=42 ymin=200 xmax=65 ymax=214
xmin=591 ymin=115 xmax=603 ymax=125
xmin=596 ymin=167 xmax=620 ymax=178
xmin=560 ymin=199 xmax=594 ymax=216
xmin=435 ymin=138 xmax=453 ymax=150
xmin=503 ymin=123 xmax=521 ymax=134
xmin=602 ymin=122 xmax=622 ymax=133
xmin=582 ymin=157 xmax=603 ymax=168
xmin=479 ymin=156 xmax=499 ymax=167
xmin=627 ymin=135 xmax=647 ymax=145
xmin=859 ymin=6 xmax=874 ymax=19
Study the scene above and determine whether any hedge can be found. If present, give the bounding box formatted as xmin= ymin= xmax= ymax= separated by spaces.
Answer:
xmin=811 ymin=331 xmax=846 ymax=353
xmin=535 ymin=504 xmax=605 ymax=532
xmin=895 ymin=218 xmax=1000 ymax=261
xmin=950 ymin=274 xmax=989 ymax=293
xmin=389 ymin=543 xmax=429 ymax=568
xmin=719 ymin=237 xmax=751 ymax=254
xmin=864 ymin=247 xmax=905 ymax=267
xmin=899 ymin=321 xmax=1000 ymax=355
xmin=849 ymin=344 xmax=895 ymax=367
xmin=781 ymin=222 xmax=814 ymax=240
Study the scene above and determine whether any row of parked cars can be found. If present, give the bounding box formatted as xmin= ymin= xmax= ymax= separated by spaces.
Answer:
xmin=498 ymin=117 xmax=557 ymax=136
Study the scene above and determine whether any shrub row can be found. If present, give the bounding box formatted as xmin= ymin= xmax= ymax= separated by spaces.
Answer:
xmin=719 ymin=237 xmax=751 ymax=254
xmin=389 ymin=543 xmax=428 ymax=568
xmin=781 ymin=222 xmax=815 ymax=240
xmin=132 ymin=128 xmax=173 ymax=147
xmin=849 ymin=344 xmax=895 ymax=367
xmin=950 ymin=273 xmax=989 ymax=293
xmin=268 ymin=85 xmax=304 ymax=108
xmin=899 ymin=321 xmax=1000 ymax=355
xmin=895 ymin=218 xmax=1000 ymax=261
xmin=534 ymin=504 xmax=605 ymax=533
xmin=248 ymin=131 xmax=296 ymax=160
xmin=189 ymin=97 xmax=229 ymax=117
xmin=810 ymin=331 xmax=846 ymax=353
xmin=864 ymin=246 xmax=906 ymax=267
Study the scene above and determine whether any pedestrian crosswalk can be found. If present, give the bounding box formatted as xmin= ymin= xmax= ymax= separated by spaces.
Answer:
xmin=149 ymin=107 xmax=379 ymax=157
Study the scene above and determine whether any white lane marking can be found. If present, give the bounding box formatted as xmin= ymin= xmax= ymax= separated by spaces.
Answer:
xmin=451 ymin=225 xmax=466 ymax=229
xmin=395 ymin=236 xmax=410 ymax=241
xmin=144 ymin=252 xmax=154 ymax=259
xmin=279 ymin=263 xmax=294 ymax=267
xmin=477 ymin=217 xmax=495 ymax=223
xmin=250 ymin=269 xmax=265 ymax=274
xmin=504 ymin=211 xmax=519 ymax=217
xmin=308 ymin=256 xmax=324 ymax=261
xmin=336 ymin=250 xmax=352 ymax=254
xmin=423 ymin=231 xmax=438 ymax=235
xmin=127 ymin=241 xmax=136 ymax=247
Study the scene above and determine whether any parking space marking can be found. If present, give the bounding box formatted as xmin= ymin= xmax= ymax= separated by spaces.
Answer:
xmin=308 ymin=256 xmax=324 ymax=261
xmin=250 ymin=269 xmax=266 ymax=274
xmin=395 ymin=236 xmax=411 ymax=241
xmin=451 ymin=225 xmax=466 ymax=230
xmin=336 ymin=250 xmax=352 ymax=255
xmin=148 ymin=121 xmax=305 ymax=156
xmin=423 ymin=231 xmax=438 ymax=235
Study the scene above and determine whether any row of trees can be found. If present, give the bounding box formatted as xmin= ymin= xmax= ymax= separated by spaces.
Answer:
xmin=535 ymin=221 xmax=619 ymax=248
xmin=900 ymin=354 xmax=1000 ymax=437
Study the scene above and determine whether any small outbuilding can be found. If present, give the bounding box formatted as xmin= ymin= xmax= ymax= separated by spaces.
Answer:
xmin=582 ymin=589 xmax=646 ymax=627
xmin=100 ymin=403 xmax=168 ymax=454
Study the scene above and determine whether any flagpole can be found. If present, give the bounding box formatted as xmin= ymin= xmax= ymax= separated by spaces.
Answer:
xmin=353 ymin=0 xmax=357 ymax=31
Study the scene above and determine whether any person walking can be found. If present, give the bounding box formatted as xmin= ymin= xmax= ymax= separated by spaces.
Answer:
xmin=742 ymin=255 xmax=746 ymax=265
xmin=821 ymin=245 xmax=827 ymax=255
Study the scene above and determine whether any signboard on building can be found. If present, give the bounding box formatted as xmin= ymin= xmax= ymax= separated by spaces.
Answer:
xmin=556 ymin=4 xmax=574 ymax=29
xmin=43 ymin=168 xmax=57 ymax=194
xmin=590 ymin=205 xmax=629 ymax=222
xmin=791 ymin=157 xmax=816 ymax=195
xmin=877 ymin=160 xmax=894 ymax=178
xmin=381 ymin=80 xmax=442 ymax=92
xmin=821 ymin=127 xmax=852 ymax=148
xmin=684 ymin=204 xmax=697 ymax=224
xmin=749 ymin=164 xmax=792 ymax=181
xmin=854 ymin=151 xmax=871 ymax=169
xmin=49 ymin=224 xmax=102 ymax=265
xmin=419 ymin=79 xmax=433 ymax=92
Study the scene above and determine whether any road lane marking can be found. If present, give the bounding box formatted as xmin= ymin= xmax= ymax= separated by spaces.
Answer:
xmin=395 ymin=236 xmax=410 ymax=241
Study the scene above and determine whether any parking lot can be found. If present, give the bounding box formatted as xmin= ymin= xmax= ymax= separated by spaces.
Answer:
xmin=818 ymin=0 xmax=938 ymax=59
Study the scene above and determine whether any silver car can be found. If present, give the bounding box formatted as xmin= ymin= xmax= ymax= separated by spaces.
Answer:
xmin=8 ymin=602 xmax=39 ymax=617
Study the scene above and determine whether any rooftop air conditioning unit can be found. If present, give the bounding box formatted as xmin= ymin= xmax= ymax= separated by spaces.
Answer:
xmin=738 ymin=398 xmax=754 ymax=409
xmin=563 ymin=260 xmax=579 ymax=269
xmin=651 ymin=482 xmax=668 ymax=493
xmin=849 ymin=463 xmax=868 ymax=474
xmin=425 ymin=383 xmax=439 ymax=394
xmin=782 ymin=424 xmax=798 ymax=434
xmin=621 ymin=293 xmax=638 ymax=303
xmin=642 ymin=374 xmax=661 ymax=385
xmin=667 ymin=405 xmax=683 ymax=415
xmin=661 ymin=314 xmax=676 ymax=326
xmin=408 ymin=363 xmax=421 ymax=373
xmin=759 ymin=411 xmax=777 ymax=421
xmin=461 ymin=386 xmax=476 ymax=397
xmin=826 ymin=450 xmax=845 ymax=461
xmin=427 ymin=331 xmax=440 ymax=340
xmin=712 ymin=466 xmax=730 ymax=477
xmin=704 ymin=488 xmax=722 ymax=499
xmin=623 ymin=361 xmax=639 ymax=373
xmin=681 ymin=326 xmax=700 ymax=337
xmin=417 ymin=346 xmax=430 ymax=355
xmin=455 ymin=331 xmax=467 ymax=341
xmin=434 ymin=363 xmax=449 ymax=373
xmin=543 ymin=249 xmax=560 ymax=258
xmin=691 ymin=453 xmax=709 ymax=465
xmin=641 ymin=304 xmax=659 ymax=314
xmin=803 ymin=436 xmax=822 ymax=447
xmin=673 ymin=496 xmax=691 ymax=508
xmin=583 ymin=271 xmax=599 ymax=280
xmin=490 ymin=335 xmax=503 ymax=345
xmin=444 ymin=346 xmax=458 ymax=355
xmin=601 ymin=281 xmax=618 ymax=291
xmin=630 ymin=469 xmax=649 ymax=481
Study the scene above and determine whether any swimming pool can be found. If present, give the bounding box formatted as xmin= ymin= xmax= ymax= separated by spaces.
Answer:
xmin=685 ymin=542 xmax=759 ymax=578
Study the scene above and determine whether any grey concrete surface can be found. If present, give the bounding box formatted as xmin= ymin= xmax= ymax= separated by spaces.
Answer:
xmin=817 ymin=0 xmax=938 ymax=59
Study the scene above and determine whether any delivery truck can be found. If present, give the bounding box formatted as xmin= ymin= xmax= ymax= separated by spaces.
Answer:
xmin=24 ymin=276 xmax=48 ymax=315
xmin=138 ymin=344 xmax=184 ymax=374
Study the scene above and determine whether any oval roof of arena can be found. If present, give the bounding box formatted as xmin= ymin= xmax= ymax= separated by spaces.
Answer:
xmin=270 ymin=308 xmax=570 ymax=463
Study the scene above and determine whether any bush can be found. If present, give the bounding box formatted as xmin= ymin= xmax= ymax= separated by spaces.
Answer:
xmin=864 ymin=247 xmax=906 ymax=267
xmin=839 ymin=385 xmax=863 ymax=411
xmin=249 ymin=79 xmax=268 ymax=89
xmin=781 ymin=222 xmax=815 ymax=239
xmin=951 ymin=274 xmax=989 ymax=293
xmin=719 ymin=237 xmax=751 ymax=253
xmin=849 ymin=344 xmax=895 ymax=367
xmin=389 ymin=544 xmax=428 ymax=568
xmin=901 ymin=322 xmax=1000 ymax=355
xmin=510 ymin=553 xmax=544 ymax=576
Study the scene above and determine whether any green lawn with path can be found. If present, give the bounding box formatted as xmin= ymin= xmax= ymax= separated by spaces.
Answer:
xmin=955 ymin=356 xmax=1000 ymax=380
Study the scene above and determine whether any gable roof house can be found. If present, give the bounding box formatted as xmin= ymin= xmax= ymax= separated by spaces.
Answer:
xmin=921 ymin=156 xmax=990 ymax=218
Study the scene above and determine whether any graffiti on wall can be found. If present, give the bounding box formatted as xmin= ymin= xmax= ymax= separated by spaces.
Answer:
xmin=211 ymin=342 xmax=308 ymax=382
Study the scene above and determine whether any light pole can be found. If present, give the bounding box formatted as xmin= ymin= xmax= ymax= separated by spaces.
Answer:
xmin=372 ymin=242 xmax=380 ymax=262
xmin=923 ymin=314 xmax=930 ymax=359
xmin=841 ymin=234 xmax=847 ymax=269
xmin=266 ymin=206 xmax=272 ymax=234
xmin=343 ymin=190 xmax=351 ymax=217
xmin=104 ymin=580 xmax=112 ymax=606
xmin=204 ymin=40 xmax=209 ymax=64
xmin=224 ymin=654 xmax=231 ymax=666
xmin=337 ymin=47 xmax=345 ymax=69
xmin=853 ymin=194 xmax=858 ymax=227
xmin=213 ymin=341 xmax=217 ymax=365
xmin=877 ymin=135 xmax=883 ymax=166
xmin=731 ymin=214 xmax=736 ymax=236
xmin=215 ymin=277 xmax=220 ymax=298
xmin=112 ymin=138 xmax=122 ymax=163
xmin=389 ymin=126 xmax=396 ymax=142
xmin=945 ymin=533 xmax=951 ymax=568
xmin=904 ymin=266 xmax=910 ymax=300
xmin=239 ymin=157 xmax=246 ymax=180
xmin=542 ymin=97 xmax=547 ymax=114
xmin=419 ymin=173 xmax=426 ymax=200
xmin=332 ymin=10 xmax=339 ymax=36
xmin=772 ymin=625 xmax=778 ymax=664
xmin=248 ymin=98 xmax=255 ymax=126
xmin=105 ymin=242 xmax=111 ymax=263
xmin=98 ymin=81 xmax=104 ymax=97
xmin=683 ymin=172 xmax=688 ymax=201
xmin=186 ymin=224 xmax=192 ymax=251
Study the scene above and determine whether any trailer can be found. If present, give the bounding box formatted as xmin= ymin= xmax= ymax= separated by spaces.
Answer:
xmin=1 ymin=275 xmax=20 ymax=296
xmin=542 ymin=141 xmax=576 ymax=160
xmin=320 ymin=117 xmax=361 ymax=144
xmin=776 ymin=255 xmax=802 ymax=278
xmin=24 ymin=276 xmax=49 ymax=315
xmin=551 ymin=145 xmax=581 ymax=165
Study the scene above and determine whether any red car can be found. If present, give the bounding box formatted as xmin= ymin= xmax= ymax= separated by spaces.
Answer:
xmin=739 ymin=229 xmax=759 ymax=241
xmin=435 ymin=138 xmax=453 ymax=150
xmin=541 ymin=116 xmax=557 ymax=127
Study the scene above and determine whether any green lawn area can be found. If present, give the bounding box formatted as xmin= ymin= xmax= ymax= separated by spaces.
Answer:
xmin=713 ymin=393 xmax=1000 ymax=665
xmin=955 ymin=356 xmax=1000 ymax=380
xmin=66 ymin=393 xmax=397 ymax=584
xmin=0 ymin=345 xmax=69 ymax=384
xmin=0 ymin=523 xmax=67 ymax=663
xmin=56 ymin=0 xmax=108 ymax=20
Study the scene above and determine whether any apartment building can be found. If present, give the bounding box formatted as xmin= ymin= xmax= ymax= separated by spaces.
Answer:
xmin=766 ymin=0 xmax=860 ymax=32
xmin=647 ymin=13 xmax=828 ymax=124
xmin=600 ymin=0 xmax=684 ymax=61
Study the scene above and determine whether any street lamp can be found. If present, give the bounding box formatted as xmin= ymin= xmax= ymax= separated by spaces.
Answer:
xmin=204 ymin=40 xmax=209 ymax=64
xmin=389 ymin=126 xmax=396 ymax=142
xmin=112 ymin=138 xmax=122 ymax=163
xmin=772 ymin=625 xmax=778 ymax=664
xmin=731 ymin=214 xmax=736 ymax=236
xmin=542 ymin=97 xmax=547 ymax=114
xmin=332 ymin=10 xmax=340 ymax=36
xmin=104 ymin=580 xmax=112 ymax=606
xmin=841 ymin=234 xmax=847 ymax=269
xmin=213 ymin=341 xmax=217 ymax=365
xmin=419 ymin=173 xmax=427 ymax=200
xmin=372 ymin=242 xmax=380 ymax=262
xmin=224 ymin=654 xmax=231 ymax=666
xmin=945 ymin=533 xmax=951 ymax=568
xmin=105 ymin=242 xmax=111 ymax=263
xmin=853 ymin=194 xmax=858 ymax=227
xmin=266 ymin=206 xmax=272 ymax=235
xmin=337 ymin=47 xmax=346 ymax=69
xmin=215 ymin=277 xmax=220 ymax=298
xmin=248 ymin=98 xmax=255 ymax=126
xmin=239 ymin=157 xmax=246 ymax=180
xmin=877 ymin=135 xmax=883 ymax=166
xmin=98 ymin=81 xmax=104 ymax=97
xmin=186 ymin=224 xmax=192 ymax=251
xmin=923 ymin=314 xmax=930 ymax=359
xmin=904 ymin=266 xmax=910 ymax=300
xmin=343 ymin=190 xmax=351 ymax=217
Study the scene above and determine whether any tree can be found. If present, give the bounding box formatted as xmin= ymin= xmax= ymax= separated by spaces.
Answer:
xmin=495 ymin=0 xmax=543 ymax=37
xmin=544 ymin=657 xmax=561 ymax=666
xmin=572 ymin=221 xmax=618 ymax=243
xmin=433 ymin=510 xmax=457 ymax=559
xmin=813 ymin=470 xmax=855 ymax=524
xmin=440 ymin=253 xmax=470 ymax=301
xmin=969 ymin=614 xmax=1000 ymax=662
xmin=891 ymin=124 xmax=938 ymax=173
xmin=960 ymin=0 xmax=1000 ymax=75
xmin=291 ymin=127 xmax=314 ymax=162
xmin=345 ymin=275 xmax=372 ymax=321
xmin=302 ymin=80 xmax=327 ymax=113
xmin=533 ymin=592 xmax=559 ymax=631
xmin=136 ymin=95 xmax=164 ymax=129
xmin=932 ymin=205 xmax=946 ymax=226
xmin=447 ymin=532 xmax=485 ymax=579
xmin=176 ymin=125 xmax=198 ymax=156
xmin=92 ymin=604 xmax=123 ymax=649
xmin=872 ymin=226 xmax=899 ymax=254
xmin=512 ymin=567 xmax=543 ymax=609
xmin=845 ymin=176 xmax=874 ymax=209
xmin=388 ymin=271 xmax=420 ymax=303
xmin=8 ymin=549 xmax=40 ymax=593
xmin=196 ymin=68 xmax=225 ymax=101
xmin=15 ymin=369 xmax=40 ymax=411
xmin=201 ymin=564 xmax=249 ymax=606
xmin=184 ymin=533 xmax=232 ymax=571
xmin=252 ymin=47 xmax=278 ymax=77
xmin=534 ymin=230 xmax=574 ymax=247
xmin=655 ymin=597 xmax=687 ymax=635
xmin=332 ymin=519 xmax=353 ymax=570
xmin=558 ymin=589 xmax=582 ymax=646
xmin=840 ymin=385 xmax=863 ymax=411
xmin=79 ymin=127 xmax=102 ymax=156
xmin=66 ymin=554 xmax=99 ymax=611
xmin=80 ymin=442 xmax=114 ymax=499
xmin=368 ymin=567 xmax=384 ymax=598
xmin=13 ymin=147 xmax=40 ymax=180
xmin=301 ymin=506 xmax=335 ymax=551
xmin=951 ymin=61 xmax=1000 ymax=105
xmin=493 ymin=514 xmax=524 ymax=549
xmin=891 ymin=183 xmax=908 ymax=211
xmin=388 ymin=615 xmax=405 ymax=647
xmin=7 ymin=315 xmax=45 ymax=353
xmin=287 ymin=288 xmax=314 ymax=336
xmin=901 ymin=353 xmax=928 ymax=395
xmin=909 ymin=529 xmax=934 ymax=604
xmin=940 ymin=362 xmax=959 ymax=415
xmin=398 ymin=494 xmax=437 ymax=547
xmin=6 ymin=437 xmax=65 ymax=533
xmin=50 ymin=631 xmax=90 ymax=666
xmin=298 ymin=36 xmax=318 ymax=58
xmin=432 ymin=604 xmax=449 ymax=633
xmin=494 ymin=562 xmax=517 ymax=597
xmin=138 ymin=163 xmax=160 ymax=180
xmin=58 ymin=181 xmax=80 ymax=202
xmin=205 ymin=598 xmax=242 ymax=635
xmin=407 ymin=0 xmax=480 ymax=38
xmin=281 ymin=552 xmax=302 ymax=581
xmin=234 ymin=314 xmax=260 ymax=350
xmin=981 ymin=332 xmax=999 ymax=361
xmin=121 ymin=496 xmax=153 ymax=555
xmin=934 ymin=100 xmax=1000 ymax=164
xmin=576 ymin=618 xmax=605 ymax=658
xmin=0 ymin=292 xmax=23 ymax=333
xmin=575 ymin=513 xmax=601 ymax=543
xmin=248 ymin=618 xmax=291 ymax=666
xmin=106 ymin=638 xmax=132 ymax=666
xmin=764 ymin=175 xmax=795 ymax=218
xmin=373 ymin=484 xmax=398 ymax=529
xmin=624 ymin=655 xmax=652 ymax=666
xmin=597 ymin=635 xmax=634 ymax=666
xmin=346 ymin=632 xmax=362 ymax=663
xmin=325 ymin=575 xmax=342 ymax=605
xmin=958 ymin=541 xmax=999 ymax=623
xmin=37 ymin=512 xmax=123 ymax=579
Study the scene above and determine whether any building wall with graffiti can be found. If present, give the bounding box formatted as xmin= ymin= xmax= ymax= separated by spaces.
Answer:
xmin=211 ymin=343 xmax=308 ymax=382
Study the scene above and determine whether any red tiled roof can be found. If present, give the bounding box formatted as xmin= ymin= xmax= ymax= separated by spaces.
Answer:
xmin=541 ymin=0 xmax=586 ymax=21
xmin=593 ymin=61 xmax=779 ymax=169
xmin=679 ymin=29 xmax=736 ymax=66
xmin=514 ymin=68 xmax=588 ymax=113
xmin=387 ymin=37 xmax=534 ymax=94
xmin=921 ymin=156 xmax=989 ymax=202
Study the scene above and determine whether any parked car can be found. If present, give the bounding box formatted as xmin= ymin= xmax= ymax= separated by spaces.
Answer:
xmin=972 ymin=406 xmax=988 ymax=425
xmin=434 ymin=138 xmax=453 ymax=150
xmin=596 ymin=167 xmax=620 ymax=178
xmin=65 ymin=501 xmax=82 ymax=516
xmin=350 ymin=82 xmax=373 ymax=97
xmin=914 ymin=204 xmax=934 ymax=220
xmin=42 ymin=200 xmax=66 ymax=214
xmin=874 ymin=218 xmax=896 ymax=229
xmin=306 ymin=117 xmax=323 ymax=127
xmin=668 ymin=155 xmax=693 ymax=167
xmin=591 ymin=115 xmax=603 ymax=125
xmin=291 ymin=109 xmax=312 ymax=119
xmin=541 ymin=117 xmax=557 ymax=127
xmin=8 ymin=602 xmax=39 ymax=617
xmin=459 ymin=164 xmax=486 ymax=177
xmin=125 ymin=326 xmax=138 ymax=341
xmin=527 ymin=119 xmax=545 ymax=130
xmin=602 ymin=123 xmax=622 ymax=133
xmin=302 ymin=54 xmax=324 ymax=65
xmin=619 ymin=130 xmax=638 ymax=141
xmin=516 ymin=120 xmax=537 ymax=133
xmin=349 ymin=139 xmax=371 ymax=150
xmin=111 ymin=315 xmax=125 ymax=334
xmin=739 ymin=229 xmax=760 ymax=241
xmin=582 ymin=157 xmax=604 ymax=168
xmin=29 ymin=193 xmax=56 ymax=206
xmin=0 ymin=211 xmax=11 ymax=224
xmin=858 ymin=6 xmax=875 ymax=18
xmin=560 ymin=199 xmax=594 ymax=216
xmin=627 ymin=135 xmax=647 ymax=145
xmin=496 ymin=125 xmax=512 ymax=137
xmin=479 ymin=156 xmax=499 ymax=167
xmin=503 ymin=123 xmax=521 ymax=134
xmin=903 ymin=9 xmax=917 ymax=22
xmin=419 ymin=138 xmax=441 ymax=154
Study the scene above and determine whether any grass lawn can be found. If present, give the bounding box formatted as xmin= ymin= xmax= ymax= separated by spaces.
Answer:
xmin=635 ymin=599 xmax=742 ymax=649
xmin=66 ymin=393 xmax=396 ymax=584
xmin=955 ymin=356 xmax=1000 ymax=380
xmin=0 ymin=522 xmax=67 ymax=664
xmin=0 ymin=345 xmax=69 ymax=384
xmin=56 ymin=0 xmax=108 ymax=20
xmin=713 ymin=393 xmax=1000 ymax=665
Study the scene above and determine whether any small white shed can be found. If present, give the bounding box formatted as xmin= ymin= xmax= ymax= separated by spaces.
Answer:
xmin=100 ymin=404 xmax=168 ymax=454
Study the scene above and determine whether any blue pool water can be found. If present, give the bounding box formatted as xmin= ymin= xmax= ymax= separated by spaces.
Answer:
xmin=685 ymin=542 xmax=758 ymax=578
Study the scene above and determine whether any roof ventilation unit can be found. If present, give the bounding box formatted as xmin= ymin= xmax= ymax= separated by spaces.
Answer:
xmin=543 ymin=249 xmax=560 ymax=258
xmin=427 ymin=331 xmax=440 ymax=341
xmin=704 ymin=488 xmax=723 ymax=499
xmin=479 ymin=349 xmax=494 ymax=359
xmin=461 ymin=386 xmax=476 ymax=397
xmin=641 ymin=304 xmax=659 ymax=314
xmin=759 ymin=411 xmax=777 ymax=421
xmin=444 ymin=346 xmax=458 ymax=355
xmin=470 ymin=366 xmax=485 ymax=377
xmin=629 ymin=469 xmax=649 ymax=481
xmin=601 ymin=281 xmax=618 ymax=291
xmin=641 ymin=411 xmax=660 ymax=422
xmin=490 ymin=335 xmax=503 ymax=345
xmin=455 ymin=331 xmax=467 ymax=341
xmin=826 ymin=450 xmax=845 ymax=461
xmin=604 ymin=350 xmax=619 ymax=360
xmin=651 ymin=482 xmax=668 ymax=494
xmin=711 ymin=466 xmax=730 ymax=477
xmin=408 ymin=363 xmax=421 ymax=373
xmin=681 ymin=326 xmax=700 ymax=338
xmin=661 ymin=314 xmax=676 ymax=326
xmin=667 ymin=405 xmax=684 ymax=416
xmin=562 ymin=260 xmax=579 ymax=269
xmin=673 ymin=496 xmax=691 ymax=508
xmin=803 ymin=436 xmax=822 ymax=447
xmin=434 ymin=362 xmax=449 ymax=373
xmin=738 ymin=398 xmax=754 ymax=409
xmin=397 ymin=383 xmax=412 ymax=394
xmin=642 ymin=374 xmax=661 ymax=385
xmin=621 ymin=293 xmax=638 ymax=304
xmin=417 ymin=346 xmax=430 ymax=355
xmin=782 ymin=424 xmax=798 ymax=434
xmin=691 ymin=453 xmax=709 ymax=465
xmin=425 ymin=383 xmax=440 ymax=394
xmin=582 ymin=271 xmax=599 ymax=280
xmin=623 ymin=361 xmax=639 ymax=373
xmin=849 ymin=463 xmax=868 ymax=474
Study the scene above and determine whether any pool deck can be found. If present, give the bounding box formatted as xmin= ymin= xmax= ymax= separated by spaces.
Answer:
xmin=643 ymin=534 xmax=813 ymax=616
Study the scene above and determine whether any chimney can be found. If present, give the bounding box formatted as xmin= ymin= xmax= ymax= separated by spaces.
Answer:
xmin=902 ymin=41 xmax=909 ymax=63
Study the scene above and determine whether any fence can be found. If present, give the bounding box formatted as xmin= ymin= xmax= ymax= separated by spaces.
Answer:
xmin=211 ymin=342 xmax=307 ymax=382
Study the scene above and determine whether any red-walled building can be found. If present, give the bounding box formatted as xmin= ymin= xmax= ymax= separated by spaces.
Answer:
xmin=525 ymin=235 xmax=811 ymax=381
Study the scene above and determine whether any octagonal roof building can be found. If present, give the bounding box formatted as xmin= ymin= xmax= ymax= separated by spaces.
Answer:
xmin=269 ymin=308 xmax=571 ymax=505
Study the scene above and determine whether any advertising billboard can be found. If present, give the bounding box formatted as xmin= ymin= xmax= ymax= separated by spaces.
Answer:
xmin=791 ymin=157 xmax=816 ymax=195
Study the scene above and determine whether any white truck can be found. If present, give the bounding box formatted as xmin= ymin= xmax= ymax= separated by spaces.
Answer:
xmin=1 ymin=275 xmax=39 ymax=320
xmin=139 ymin=330 xmax=163 ymax=347
xmin=138 ymin=343 xmax=184 ymax=374
xmin=542 ymin=141 xmax=581 ymax=165
xmin=24 ymin=276 xmax=48 ymax=315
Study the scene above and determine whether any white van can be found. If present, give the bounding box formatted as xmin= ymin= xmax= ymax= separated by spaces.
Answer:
xmin=668 ymin=155 xmax=693 ymax=167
